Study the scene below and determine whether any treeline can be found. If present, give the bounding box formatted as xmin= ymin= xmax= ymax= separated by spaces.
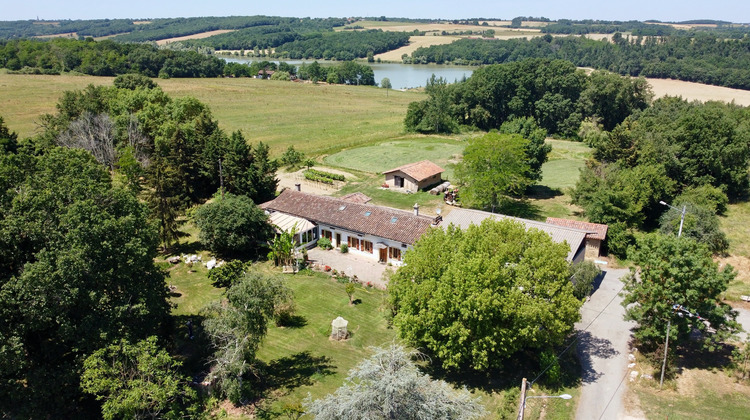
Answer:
xmin=405 ymin=59 xmax=651 ymax=137
xmin=0 ymin=18 xmax=136 ymax=39
xmin=572 ymin=97 xmax=750 ymax=256
xmin=409 ymin=34 xmax=750 ymax=90
xmin=273 ymin=30 xmax=410 ymax=60
xmin=119 ymin=16 xmax=347 ymax=44
xmin=541 ymin=19 xmax=677 ymax=36
xmin=541 ymin=19 xmax=749 ymax=37
xmin=0 ymin=38 xmax=224 ymax=77
xmin=0 ymin=16 xmax=348 ymax=41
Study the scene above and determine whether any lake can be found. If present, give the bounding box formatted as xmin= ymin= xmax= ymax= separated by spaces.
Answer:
xmin=222 ymin=56 xmax=474 ymax=89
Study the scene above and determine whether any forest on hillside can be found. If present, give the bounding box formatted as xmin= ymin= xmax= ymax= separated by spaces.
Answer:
xmin=408 ymin=34 xmax=750 ymax=90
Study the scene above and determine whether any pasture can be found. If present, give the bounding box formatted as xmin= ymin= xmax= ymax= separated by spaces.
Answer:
xmin=0 ymin=72 xmax=423 ymax=155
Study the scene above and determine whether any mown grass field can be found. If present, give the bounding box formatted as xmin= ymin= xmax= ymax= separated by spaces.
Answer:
xmin=0 ymin=72 xmax=423 ymax=155
xmin=323 ymin=136 xmax=464 ymax=180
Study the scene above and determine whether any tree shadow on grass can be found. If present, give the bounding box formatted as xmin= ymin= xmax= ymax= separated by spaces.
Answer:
xmin=527 ymin=185 xmax=564 ymax=200
xmin=276 ymin=314 xmax=308 ymax=328
xmin=169 ymin=238 xmax=204 ymax=257
xmin=497 ymin=198 xmax=543 ymax=220
xmin=254 ymin=351 xmax=335 ymax=395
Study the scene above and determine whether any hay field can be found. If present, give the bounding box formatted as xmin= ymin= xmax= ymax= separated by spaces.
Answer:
xmin=374 ymin=35 xmax=461 ymax=61
xmin=155 ymin=29 xmax=236 ymax=45
xmin=647 ymin=78 xmax=750 ymax=106
xmin=343 ymin=20 xmax=540 ymax=35
xmin=0 ymin=73 xmax=423 ymax=154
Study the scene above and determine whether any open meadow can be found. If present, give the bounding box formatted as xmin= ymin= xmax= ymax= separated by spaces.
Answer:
xmin=0 ymin=72 xmax=423 ymax=155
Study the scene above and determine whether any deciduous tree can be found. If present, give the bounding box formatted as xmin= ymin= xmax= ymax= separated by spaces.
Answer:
xmin=455 ymin=132 xmax=533 ymax=211
xmin=81 ymin=337 xmax=197 ymax=420
xmin=389 ymin=219 xmax=581 ymax=371
xmin=0 ymin=147 xmax=169 ymax=418
xmin=194 ymin=193 xmax=273 ymax=259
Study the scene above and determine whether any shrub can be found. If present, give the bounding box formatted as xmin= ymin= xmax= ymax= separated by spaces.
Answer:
xmin=569 ymin=261 xmax=601 ymax=300
xmin=340 ymin=243 xmax=349 ymax=253
xmin=606 ymin=221 xmax=634 ymax=259
xmin=317 ymin=237 xmax=332 ymax=251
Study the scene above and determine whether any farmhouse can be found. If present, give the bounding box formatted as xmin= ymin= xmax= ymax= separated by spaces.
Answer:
xmin=441 ymin=208 xmax=589 ymax=262
xmin=545 ymin=217 xmax=608 ymax=259
xmin=383 ymin=160 xmax=444 ymax=191
xmin=260 ymin=189 xmax=439 ymax=265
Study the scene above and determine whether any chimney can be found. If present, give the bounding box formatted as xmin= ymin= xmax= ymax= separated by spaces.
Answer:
xmin=295 ymin=183 xmax=301 ymax=191
xmin=413 ymin=203 xmax=419 ymax=216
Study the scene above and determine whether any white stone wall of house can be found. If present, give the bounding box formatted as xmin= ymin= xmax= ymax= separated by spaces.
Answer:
xmin=318 ymin=224 xmax=408 ymax=265
xmin=385 ymin=172 xmax=418 ymax=191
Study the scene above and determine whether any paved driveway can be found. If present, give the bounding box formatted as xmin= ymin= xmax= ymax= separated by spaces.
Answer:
xmin=575 ymin=268 xmax=636 ymax=420
xmin=307 ymin=248 xmax=393 ymax=289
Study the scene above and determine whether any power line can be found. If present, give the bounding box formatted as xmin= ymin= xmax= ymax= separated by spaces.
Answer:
xmin=529 ymin=278 xmax=628 ymax=387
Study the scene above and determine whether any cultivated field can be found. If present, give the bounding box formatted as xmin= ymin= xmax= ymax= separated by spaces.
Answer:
xmin=374 ymin=35 xmax=461 ymax=61
xmin=155 ymin=29 xmax=237 ymax=45
xmin=343 ymin=20 xmax=541 ymax=36
xmin=648 ymin=78 xmax=750 ymax=106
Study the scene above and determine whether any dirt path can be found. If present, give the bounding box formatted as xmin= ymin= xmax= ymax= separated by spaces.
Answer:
xmin=575 ymin=268 xmax=637 ymax=420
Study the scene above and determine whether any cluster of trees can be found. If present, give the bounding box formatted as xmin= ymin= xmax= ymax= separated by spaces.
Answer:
xmin=117 ymin=16 xmax=348 ymax=45
xmin=0 ymin=38 xmax=224 ymax=78
xmin=0 ymin=72 xmax=287 ymax=416
xmin=0 ymin=137 xmax=173 ymax=417
xmin=541 ymin=19 xmax=679 ymax=35
xmin=296 ymin=60 xmax=376 ymax=85
xmin=273 ymin=30 xmax=410 ymax=61
xmin=572 ymin=97 xmax=750 ymax=255
xmin=38 ymin=74 xmax=277 ymax=249
xmin=223 ymin=60 xmax=297 ymax=78
xmin=409 ymin=34 xmax=750 ymax=90
xmin=0 ymin=18 xmax=138 ymax=39
xmin=405 ymin=59 xmax=652 ymax=138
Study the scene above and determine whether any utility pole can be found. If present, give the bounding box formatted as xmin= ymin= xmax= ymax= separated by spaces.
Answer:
xmin=660 ymin=304 xmax=703 ymax=388
xmin=659 ymin=318 xmax=671 ymax=388
xmin=517 ymin=377 xmax=527 ymax=420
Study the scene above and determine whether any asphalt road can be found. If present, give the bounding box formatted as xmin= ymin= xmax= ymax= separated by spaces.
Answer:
xmin=575 ymin=267 xmax=636 ymax=420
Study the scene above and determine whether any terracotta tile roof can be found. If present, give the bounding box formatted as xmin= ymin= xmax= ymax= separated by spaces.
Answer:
xmin=260 ymin=190 xmax=437 ymax=244
xmin=442 ymin=208 xmax=589 ymax=262
xmin=340 ymin=192 xmax=372 ymax=204
xmin=383 ymin=160 xmax=445 ymax=182
xmin=545 ymin=217 xmax=608 ymax=241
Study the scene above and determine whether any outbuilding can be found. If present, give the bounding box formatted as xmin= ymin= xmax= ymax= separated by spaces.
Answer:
xmin=383 ymin=160 xmax=444 ymax=192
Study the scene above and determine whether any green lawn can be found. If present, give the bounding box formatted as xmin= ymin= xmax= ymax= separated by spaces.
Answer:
xmin=323 ymin=137 xmax=464 ymax=181
xmin=0 ymin=72 xmax=423 ymax=156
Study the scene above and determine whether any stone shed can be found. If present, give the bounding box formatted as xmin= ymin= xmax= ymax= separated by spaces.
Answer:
xmin=383 ymin=160 xmax=444 ymax=192
xmin=545 ymin=217 xmax=609 ymax=259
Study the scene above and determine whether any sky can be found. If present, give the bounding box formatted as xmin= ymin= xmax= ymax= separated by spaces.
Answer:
xmin=2 ymin=0 xmax=749 ymax=23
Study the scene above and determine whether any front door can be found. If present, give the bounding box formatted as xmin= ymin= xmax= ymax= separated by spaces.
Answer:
xmin=379 ymin=248 xmax=387 ymax=263
xmin=335 ymin=233 xmax=341 ymax=247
